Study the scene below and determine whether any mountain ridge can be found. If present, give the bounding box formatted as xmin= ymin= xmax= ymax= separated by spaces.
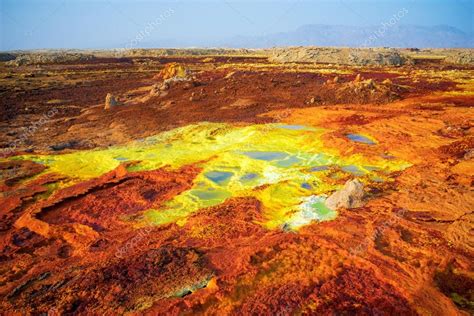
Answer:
xmin=220 ymin=24 xmax=473 ymax=48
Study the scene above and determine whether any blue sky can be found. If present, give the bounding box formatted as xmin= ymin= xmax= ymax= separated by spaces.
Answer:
xmin=1 ymin=0 xmax=472 ymax=50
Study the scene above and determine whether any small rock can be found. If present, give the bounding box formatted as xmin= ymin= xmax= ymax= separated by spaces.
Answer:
xmin=104 ymin=93 xmax=118 ymax=110
xmin=309 ymin=96 xmax=322 ymax=104
xmin=325 ymin=179 xmax=365 ymax=210
xmin=183 ymin=82 xmax=194 ymax=90
xmin=50 ymin=141 xmax=78 ymax=151
xmin=365 ymin=79 xmax=375 ymax=89
xmin=333 ymin=76 xmax=340 ymax=83
xmin=162 ymin=100 xmax=175 ymax=108
xmin=160 ymin=82 xmax=170 ymax=91
xmin=464 ymin=149 xmax=474 ymax=160
xmin=149 ymin=84 xmax=160 ymax=96
xmin=354 ymin=74 xmax=362 ymax=82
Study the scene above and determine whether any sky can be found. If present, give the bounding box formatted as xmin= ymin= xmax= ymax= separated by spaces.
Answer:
xmin=1 ymin=0 xmax=473 ymax=50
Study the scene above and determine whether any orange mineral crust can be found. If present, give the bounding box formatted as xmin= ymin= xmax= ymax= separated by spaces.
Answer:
xmin=0 ymin=54 xmax=473 ymax=315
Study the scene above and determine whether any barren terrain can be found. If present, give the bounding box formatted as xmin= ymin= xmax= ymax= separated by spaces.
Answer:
xmin=0 ymin=49 xmax=473 ymax=315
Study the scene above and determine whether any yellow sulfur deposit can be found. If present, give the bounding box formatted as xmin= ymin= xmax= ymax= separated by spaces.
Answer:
xmin=16 ymin=123 xmax=410 ymax=230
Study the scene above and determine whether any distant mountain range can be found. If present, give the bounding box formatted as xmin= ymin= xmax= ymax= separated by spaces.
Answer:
xmin=220 ymin=24 xmax=473 ymax=48
xmin=114 ymin=24 xmax=473 ymax=50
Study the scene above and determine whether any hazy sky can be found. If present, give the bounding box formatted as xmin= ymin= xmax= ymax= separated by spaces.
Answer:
xmin=1 ymin=0 xmax=472 ymax=50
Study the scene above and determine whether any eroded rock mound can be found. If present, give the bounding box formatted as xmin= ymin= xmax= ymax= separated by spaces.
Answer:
xmin=337 ymin=78 xmax=400 ymax=103
xmin=270 ymin=47 xmax=405 ymax=66
xmin=309 ymin=75 xmax=403 ymax=104
xmin=0 ymin=53 xmax=16 ymax=62
xmin=5 ymin=52 xmax=95 ymax=66
xmin=325 ymin=179 xmax=365 ymax=210
xmin=154 ymin=62 xmax=191 ymax=80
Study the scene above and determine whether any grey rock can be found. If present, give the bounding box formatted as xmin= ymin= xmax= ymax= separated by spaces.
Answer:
xmin=50 ymin=141 xmax=78 ymax=151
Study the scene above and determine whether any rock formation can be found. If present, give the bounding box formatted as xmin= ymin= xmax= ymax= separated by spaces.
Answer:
xmin=325 ymin=179 xmax=365 ymax=210
xmin=154 ymin=62 xmax=191 ymax=80
xmin=104 ymin=93 xmax=118 ymax=110
xmin=270 ymin=47 xmax=405 ymax=66
xmin=5 ymin=52 xmax=95 ymax=66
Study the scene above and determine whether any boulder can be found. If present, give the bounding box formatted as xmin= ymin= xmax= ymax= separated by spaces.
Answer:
xmin=325 ymin=179 xmax=365 ymax=210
